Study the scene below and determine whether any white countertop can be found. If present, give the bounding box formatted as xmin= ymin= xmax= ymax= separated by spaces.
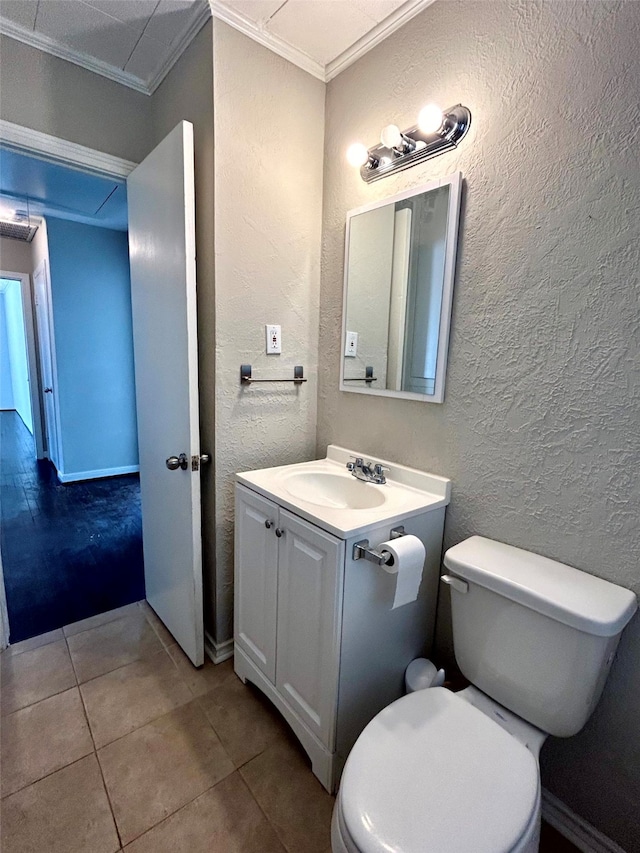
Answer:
xmin=236 ymin=445 xmax=451 ymax=539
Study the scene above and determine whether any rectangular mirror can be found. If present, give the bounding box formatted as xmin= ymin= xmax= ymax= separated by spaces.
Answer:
xmin=340 ymin=172 xmax=462 ymax=403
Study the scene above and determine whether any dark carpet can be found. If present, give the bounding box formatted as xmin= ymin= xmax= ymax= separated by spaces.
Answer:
xmin=0 ymin=410 xmax=145 ymax=643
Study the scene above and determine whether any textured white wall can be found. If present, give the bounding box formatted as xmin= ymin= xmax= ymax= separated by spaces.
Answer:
xmin=318 ymin=1 xmax=640 ymax=847
xmin=213 ymin=22 xmax=325 ymax=644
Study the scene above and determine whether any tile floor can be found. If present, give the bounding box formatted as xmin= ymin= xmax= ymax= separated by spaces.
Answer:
xmin=0 ymin=600 xmax=333 ymax=853
xmin=0 ymin=410 xmax=145 ymax=642
xmin=0 ymin=600 xmax=580 ymax=853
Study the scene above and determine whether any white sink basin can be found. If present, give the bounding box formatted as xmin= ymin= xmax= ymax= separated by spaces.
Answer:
xmin=237 ymin=446 xmax=451 ymax=538
xmin=282 ymin=471 xmax=387 ymax=510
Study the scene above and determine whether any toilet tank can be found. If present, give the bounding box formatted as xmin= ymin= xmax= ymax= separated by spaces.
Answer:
xmin=443 ymin=536 xmax=637 ymax=737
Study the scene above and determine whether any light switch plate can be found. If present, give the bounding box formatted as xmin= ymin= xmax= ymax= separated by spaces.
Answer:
xmin=266 ymin=324 xmax=281 ymax=354
xmin=345 ymin=330 xmax=358 ymax=357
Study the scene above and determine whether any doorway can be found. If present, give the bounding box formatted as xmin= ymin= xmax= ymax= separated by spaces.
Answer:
xmin=0 ymin=151 xmax=145 ymax=643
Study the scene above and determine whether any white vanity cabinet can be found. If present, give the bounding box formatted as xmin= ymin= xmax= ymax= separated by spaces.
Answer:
xmin=233 ymin=446 xmax=451 ymax=792
xmin=235 ymin=485 xmax=344 ymax=747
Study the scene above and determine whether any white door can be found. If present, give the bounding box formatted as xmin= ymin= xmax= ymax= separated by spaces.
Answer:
xmin=33 ymin=260 xmax=61 ymax=468
xmin=127 ymin=121 xmax=204 ymax=666
xmin=234 ymin=486 xmax=279 ymax=681
xmin=275 ymin=509 xmax=344 ymax=748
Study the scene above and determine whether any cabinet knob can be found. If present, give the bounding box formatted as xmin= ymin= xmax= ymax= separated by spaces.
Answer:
xmin=275 ymin=528 xmax=284 ymax=538
xmin=265 ymin=520 xmax=272 ymax=529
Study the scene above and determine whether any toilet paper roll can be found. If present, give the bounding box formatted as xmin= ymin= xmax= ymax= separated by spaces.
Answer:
xmin=380 ymin=534 xmax=426 ymax=609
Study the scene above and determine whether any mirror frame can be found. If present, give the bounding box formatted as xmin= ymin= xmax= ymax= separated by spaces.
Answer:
xmin=340 ymin=171 xmax=462 ymax=404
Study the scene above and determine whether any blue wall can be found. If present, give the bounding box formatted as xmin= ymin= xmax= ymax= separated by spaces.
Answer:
xmin=2 ymin=279 xmax=33 ymax=432
xmin=46 ymin=218 xmax=138 ymax=479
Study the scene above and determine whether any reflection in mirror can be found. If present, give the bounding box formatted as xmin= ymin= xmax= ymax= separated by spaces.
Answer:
xmin=341 ymin=172 xmax=462 ymax=403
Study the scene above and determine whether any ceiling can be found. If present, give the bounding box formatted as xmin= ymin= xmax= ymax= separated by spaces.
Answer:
xmin=0 ymin=0 xmax=435 ymax=93
xmin=0 ymin=146 xmax=128 ymax=231
xmin=0 ymin=0 xmax=211 ymax=94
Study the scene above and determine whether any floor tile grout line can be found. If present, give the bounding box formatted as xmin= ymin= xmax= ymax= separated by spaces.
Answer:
xmin=92 ymin=681 xmax=212 ymax=755
xmin=74 ymin=648 xmax=124 ymax=850
xmin=116 ymin=771 xmax=238 ymax=849
xmin=63 ymin=601 xmax=144 ymax=642
xmin=1 ymin=680 xmax=76 ymax=719
xmin=0 ymin=751 xmax=95 ymax=802
xmin=234 ymin=766 xmax=292 ymax=852
xmin=70 ymin=640 xmax=172 ymax=691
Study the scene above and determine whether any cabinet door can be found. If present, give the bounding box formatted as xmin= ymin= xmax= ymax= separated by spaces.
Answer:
xmin=235 ymin=486 xmax=279 ymax=682
xmin=275 ymin=509 xmax=344 ymax=748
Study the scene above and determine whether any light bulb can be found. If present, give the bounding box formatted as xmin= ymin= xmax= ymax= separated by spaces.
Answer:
xmin=418 ymin=103 xmax=444 ymax=134
xmin=380 ymin=124 xmax=402 ymax=149
xmin=346 ymin=142 xmax=369 ymax=168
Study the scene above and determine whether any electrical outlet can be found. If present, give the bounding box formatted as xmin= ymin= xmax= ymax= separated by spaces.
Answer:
xmin=265 ymin=324 xmax=282 ymax=354
xmin=345 ymin=331 xmax=358 ymax=357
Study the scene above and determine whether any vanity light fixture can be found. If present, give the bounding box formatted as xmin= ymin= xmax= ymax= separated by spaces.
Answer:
xmin=347 ymin=103 xmax=471 ymax=183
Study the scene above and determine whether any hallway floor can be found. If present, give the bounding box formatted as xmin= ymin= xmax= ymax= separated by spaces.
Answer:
xmin=0 ymin=601 xmax=580 ymax=853
xmin=0 ymin=410 xmax=145 ymax=642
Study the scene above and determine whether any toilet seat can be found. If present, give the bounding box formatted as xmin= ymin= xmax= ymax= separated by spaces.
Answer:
xmin=338 ymin=687 xmax=539 ymax=853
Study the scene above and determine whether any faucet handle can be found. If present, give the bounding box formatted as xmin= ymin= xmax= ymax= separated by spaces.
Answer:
xmin=373 ymin=463 xmax=388 ymax=482
xmin=346 ymin=456 xmax=363 ymax=473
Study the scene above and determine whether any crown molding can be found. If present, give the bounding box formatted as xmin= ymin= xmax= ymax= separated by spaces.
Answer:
xmin=325 ymin=0 xmax=437 ymax=81
xmin=147 ymin=2 xmax=212 ymax=94
xmin=0 ymin=120 xmax=137 ymax=178
xmin=209 ymin=0 xmax=436 ymax=83
xmin=0 ymin=2 xmax=212 ymax=97
xmin=0 ymin=0 xmax=436 ymax=95
xmin=0 ymin=18 xmax=150 ymax=94
xmin=208 ymin=1 xmax=325 ymax=81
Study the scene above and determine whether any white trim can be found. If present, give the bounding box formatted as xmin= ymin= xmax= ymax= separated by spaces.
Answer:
xmin=325 ymin=0 xmax=437 ymax=81
xmin=0 ymin=0 xmax=435 ymax=91
xmin=0 ymin=120 xmax=136 ymax=178
xmin=0 ymin=550 xmax=9 ymax=649
xmin=541 ymin=789 xmax=627 ymax=853
xmin=57 ymin=464 xmax=140 ymax=484
xmin=0 ymin=269 xmax=45 ymax=459
xmin=33 ymin=253 xmax=65 ymax=473
xmin=0 ymin=18 xmax=150 ymax=94
xmin=0 ymin=4 xmax=211 ymax=96
xmin=340 ymin=171 xmax=463 ymax=405
xmin=146 ymin=3 xmax=212 ymax=95
xmin=208 ymin=1 xmax=325 ymax=80
xmin=209 ymin=0 xmax=436 ymax=83
xmin=205 ymin=630 xmax=234 ymax=664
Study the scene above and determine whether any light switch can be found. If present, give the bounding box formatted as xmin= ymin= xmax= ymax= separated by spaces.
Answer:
xmin=266 ymin=324 xmax=282 ymax=354
xmin=345 ymin=331 xmax=358 ymax=357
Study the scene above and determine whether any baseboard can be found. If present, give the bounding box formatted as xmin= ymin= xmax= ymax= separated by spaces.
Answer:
xmin=57 ymin=465 xmax=140 ymax=483
xmin=204 ymin=630 xmax=234 ymax=664
xmin=542 ymin=789 xmax=627 ymax=853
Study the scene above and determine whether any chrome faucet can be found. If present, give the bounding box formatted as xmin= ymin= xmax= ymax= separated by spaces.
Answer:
xmin=346 ymin=457 xmax=387 ymax=485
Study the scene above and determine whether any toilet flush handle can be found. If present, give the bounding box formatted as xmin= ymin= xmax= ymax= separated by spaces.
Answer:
xmin=441 ymin=574 xmax=469 ymax=594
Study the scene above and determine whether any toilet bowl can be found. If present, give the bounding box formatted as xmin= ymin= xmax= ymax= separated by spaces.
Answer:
xmin=331 ymin=535 xmax=637 ymax=853
xmin=332 ymin=686 xmax=544 ymax=853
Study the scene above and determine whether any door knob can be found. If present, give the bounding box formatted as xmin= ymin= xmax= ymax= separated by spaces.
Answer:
xmin=275 ymin=528 xmax=284 ymax=538
xmin=199 ymin=454 xmax=211 ymax=465
xmin=166 ymin=453 xmax=188 ymax=471
xmin=44 ymin=387 xmax=52 ymax=393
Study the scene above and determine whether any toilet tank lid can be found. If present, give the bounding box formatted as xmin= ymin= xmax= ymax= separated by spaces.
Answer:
xmin=444 ymin=536 xmax=637 ymax=637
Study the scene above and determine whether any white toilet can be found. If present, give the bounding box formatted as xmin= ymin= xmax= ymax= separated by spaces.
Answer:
xmin=332 ymin=535 xmax=637 ymax=853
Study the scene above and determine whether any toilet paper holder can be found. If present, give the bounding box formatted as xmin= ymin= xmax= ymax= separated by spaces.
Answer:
xmin=352 ymin=525 xmax=406 ymax=565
